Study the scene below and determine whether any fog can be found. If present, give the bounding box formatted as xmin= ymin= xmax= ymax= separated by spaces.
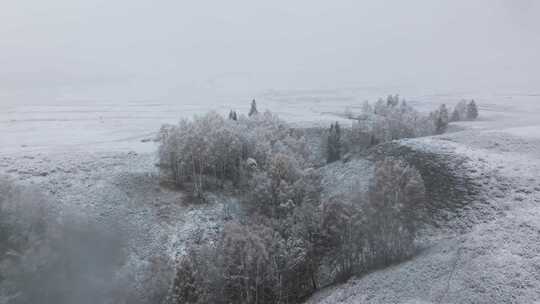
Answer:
xmin=1 ymin=0 xmax=539 ymax=104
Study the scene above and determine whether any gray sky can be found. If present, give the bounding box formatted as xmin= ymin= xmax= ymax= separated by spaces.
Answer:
xmin=1 ymin=0 xmax=539 ymax=103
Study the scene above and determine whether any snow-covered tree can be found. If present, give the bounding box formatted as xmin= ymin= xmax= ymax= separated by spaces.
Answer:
xmin=364 ymin=158 xmax=425 ymax=266
xmin=320 ymin=197 xmax=365 ymax=281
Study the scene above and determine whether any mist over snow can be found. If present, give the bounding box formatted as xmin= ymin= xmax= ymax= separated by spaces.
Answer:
xmin=1 ymin=0 xmax=539 ymax=105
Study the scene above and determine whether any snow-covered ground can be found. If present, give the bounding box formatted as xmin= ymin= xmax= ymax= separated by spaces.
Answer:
xmin=2 ymin=89 xmax=539 ymax=154
xmin=0 ymin=150 xmax=226 ymax=301
xmin=1 ymin=88 xmax=540 ymax=303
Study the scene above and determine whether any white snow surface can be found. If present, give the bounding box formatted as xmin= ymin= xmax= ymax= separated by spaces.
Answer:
xmin=1 ymin=89 xmax=540 ymax=303
xmin=2 ymin=89 xmax=539 ymax=154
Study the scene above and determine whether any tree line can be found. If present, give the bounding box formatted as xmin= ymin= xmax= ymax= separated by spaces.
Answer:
xmin=325 ymin=96 xmax=480 ymax=163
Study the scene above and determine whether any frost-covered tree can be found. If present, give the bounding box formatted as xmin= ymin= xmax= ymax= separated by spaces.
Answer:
xmin=320 ymin=197 xmax=364 ymax=281
xmin=248 ymin=99 xmax=258 ymax=117
xmin=170 ymin=244 xmax=217 ymax=304
xmin=364 ymin=158 xmax=426 ymax=266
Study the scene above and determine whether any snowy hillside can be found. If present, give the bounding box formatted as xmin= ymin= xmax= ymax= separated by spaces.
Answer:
xmin=306 ymin=101 xmax=540 ymax=303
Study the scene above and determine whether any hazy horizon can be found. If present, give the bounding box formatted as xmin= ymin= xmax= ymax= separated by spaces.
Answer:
xmin=2 ymin=0 xmax=540 ymax=104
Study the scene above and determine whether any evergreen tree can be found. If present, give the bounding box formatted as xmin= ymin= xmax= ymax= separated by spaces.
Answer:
xmin=248 ymin=99 xmax=258 ymax=117
xmin=467 ymin=100 xmax=479 ymax=120
xmin=228 ymin=110 xmax=238 ymax=121
xmin=326 ymin=122 xmax=341 ymax=163
xmin=451 ymin=107 xmax=460 ymax=122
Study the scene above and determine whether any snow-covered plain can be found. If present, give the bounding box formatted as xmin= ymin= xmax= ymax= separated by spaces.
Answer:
xmin=1 ymin=88 xmax=540 ymax=303
xmin=2 ymin=89 xmax=539 ymax=154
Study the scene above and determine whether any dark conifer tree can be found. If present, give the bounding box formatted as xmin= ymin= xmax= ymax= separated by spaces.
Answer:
xmin=228 ymin=110 xmax=238 ymax=121
xmin=327 ymin=122 xmax=341 ymax=163
xmin=451 ymin=107 xmax=460 ymax=122
xmin=467 ymin=100 xmax=479 ymax=120
xmin=434 ymin=104 xmax=449 ymax=134
xmin=248 ymin=99 xmax=258 ymax=117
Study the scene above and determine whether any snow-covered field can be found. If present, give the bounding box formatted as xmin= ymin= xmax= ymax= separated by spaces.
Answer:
xmin=1 ymin=88 xmax=540 ymax=303
xmin=2 ymin=89 xmax=539 ymax=154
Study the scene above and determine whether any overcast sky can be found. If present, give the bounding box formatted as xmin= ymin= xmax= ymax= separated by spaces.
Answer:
xmin=1 ymin=0 xmax=539 ymax=103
